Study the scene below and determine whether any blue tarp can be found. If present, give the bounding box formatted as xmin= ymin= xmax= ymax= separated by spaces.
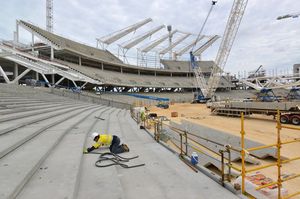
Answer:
xmin=125 ymin=93 xmax=169 ymax=102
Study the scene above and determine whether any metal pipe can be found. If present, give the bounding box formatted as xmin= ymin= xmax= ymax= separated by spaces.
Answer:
xmin=283 ymin=191 xmax=300 ymax=199
xmin=220 ymin=150 xmax=225 ymax=186
xmin=281 ymin=173 xmax=300 ymax=182
xmin=276 ymin=110 xmax=282 ymax=199
xmin=240 ymin=112 xmax=246 ymax=194
xmin=256 ymin=181 xmax=278 ymax=190
xmin=184 ymin=131 xmax=188 ymax=155
xmin=180 ymin=134 xmax=183 ymax=156
xmin=281 ymin=124 xmax=300 ymax=131
xmin=226 ymin=145 xmax=232 ymax=182
xmin=245 ymin=162 xmax=277 ymax=173
xmin=247 ymin=143 xmax=277 ymax=152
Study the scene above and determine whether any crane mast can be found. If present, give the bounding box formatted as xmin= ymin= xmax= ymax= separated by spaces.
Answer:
xmin=46 ymin=0 xmax=53 ymax=32
xmin=206 ymin=0 xmax=248 ymax=98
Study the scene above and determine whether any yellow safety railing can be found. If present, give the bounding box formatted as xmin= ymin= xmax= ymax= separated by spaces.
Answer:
xmin=240 ymin=110 xmax=300 ymax=199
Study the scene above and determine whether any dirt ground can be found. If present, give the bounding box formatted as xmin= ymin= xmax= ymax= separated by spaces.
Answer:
xmin=148 ymin=103 xmax=300 ymax=198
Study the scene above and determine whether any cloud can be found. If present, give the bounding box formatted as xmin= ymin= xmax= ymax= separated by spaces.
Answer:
xmin=0 ymin=0 xmax=299 ymax=75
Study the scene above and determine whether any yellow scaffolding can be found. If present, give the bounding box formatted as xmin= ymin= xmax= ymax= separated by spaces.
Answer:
xmin=240 ymin=110 xmax=300 ymax=199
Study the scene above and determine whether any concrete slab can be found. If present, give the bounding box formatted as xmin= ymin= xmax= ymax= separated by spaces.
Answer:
xmin=170 ymin=120 xmax=277 ymax=159
xmin=16 ymin=108 xmax=105 ymax=199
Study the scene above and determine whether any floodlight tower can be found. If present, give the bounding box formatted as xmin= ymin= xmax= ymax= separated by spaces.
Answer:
xmin=46 ymin=0 xmax=53 ymax=32
xmin=167 ymin=25 xmax=172 ymax=60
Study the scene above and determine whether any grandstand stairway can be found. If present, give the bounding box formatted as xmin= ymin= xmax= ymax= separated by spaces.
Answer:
xmin=0 ymin=84 xmax=238 ymax=199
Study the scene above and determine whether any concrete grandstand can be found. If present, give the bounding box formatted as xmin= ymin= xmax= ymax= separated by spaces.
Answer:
xmin=0 ymin=19 xmax=235 ymax=104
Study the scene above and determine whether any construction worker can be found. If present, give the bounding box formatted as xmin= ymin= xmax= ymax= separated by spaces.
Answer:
xmin=139 ymin=107 xmax=146 ymax=129
xmin=84 ymin=133 xmax=129 ymax=154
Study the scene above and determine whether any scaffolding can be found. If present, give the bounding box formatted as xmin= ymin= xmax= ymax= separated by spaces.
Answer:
xmin=240 ymin=111 xmax=300 ymax=199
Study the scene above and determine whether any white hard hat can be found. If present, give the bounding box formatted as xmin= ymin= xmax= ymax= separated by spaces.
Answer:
xmin=91 ymin=132 xmax=99 ymax=139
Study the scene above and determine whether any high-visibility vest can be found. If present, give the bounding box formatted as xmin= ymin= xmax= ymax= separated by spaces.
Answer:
xmin=93 ymin=134 xmax=113 ymax=148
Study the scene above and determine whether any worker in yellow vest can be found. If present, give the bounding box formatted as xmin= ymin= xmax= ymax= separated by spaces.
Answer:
xmin=84 ymin=133 xmax=129 ymax=154
xmin=140 ymin=107 xmax=146 ymax=129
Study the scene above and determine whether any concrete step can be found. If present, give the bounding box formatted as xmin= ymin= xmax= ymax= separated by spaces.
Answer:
xmin=0 ymin=104 xmax=92 ymax=135
xmin=16 ymin=107 xmax=109 ymax=199
xmin=75 ymin=108 xmax=126 ymax=199
xmin=0 ymin=100 xmax=47 ymax=106
xmin=0 ymin=102 xmax=74 ymax=115
xmin=0 ymin=105 xmax=102 ymax=159
xmin=0 ymin=106 xmax=101 ymax=199
xmin=0 ymin=103 xmax=81 ymax=123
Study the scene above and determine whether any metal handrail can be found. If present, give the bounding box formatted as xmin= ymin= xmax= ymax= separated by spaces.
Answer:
xmin=240 ymin=110 xmax=300 ymax=199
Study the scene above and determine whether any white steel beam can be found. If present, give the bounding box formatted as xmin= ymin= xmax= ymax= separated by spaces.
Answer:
xmin=0 ymin=66 xmax=11 ymax=83
xmin=55 ymin=76 xmax=65 ymax=86
xmin=140 ymin=30 xmax=178 ymax=53
xmin=99 ymin=18 xmax=152 ymax=45
xmin=122 ymin=25 xmax=165 ymax=49
xmin=176 ymin=35 xmax=205 ymax=57
xmin=11 ymin=69 xmax=31 ymax=84
xmin=80 ymin=81 xmax=88 ymax=89
xmin=41 ymin=73 xmax=51 ymax=87
xmin=159 ymin=33 xmax=191 ymax=55
xmin=72 ymin=80 xmax=78 ymax=88
xmin=193 ymin=35 xmax=220 ymax=56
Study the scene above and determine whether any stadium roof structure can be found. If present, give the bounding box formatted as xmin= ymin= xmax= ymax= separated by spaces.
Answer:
xmin=0 ymin=20 xmax=234 ymax=91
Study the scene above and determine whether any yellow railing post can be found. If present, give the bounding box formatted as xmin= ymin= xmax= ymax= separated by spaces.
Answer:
xmin=276 ymin=110 xmax=282 ymax=199
xmin=240 ymin=112 xmax=246 ymax=194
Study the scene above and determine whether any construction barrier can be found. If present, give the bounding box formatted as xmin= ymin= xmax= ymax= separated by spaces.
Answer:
xmin=239 ymin=111 xmax=300 ymax=199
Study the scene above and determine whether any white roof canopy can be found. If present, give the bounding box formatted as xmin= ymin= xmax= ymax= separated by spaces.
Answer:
xmin=121 ymin=25 xmax=165 ymax=49
xmin=140 ymin=30 xmax=178 ymax=53
xmin=193 ymin=35 xmax=220 ymax=56
xmin=159 ymin=33 xmax=191 ymax=55
xmin=98 ymin=18 xmax=152 ymax=45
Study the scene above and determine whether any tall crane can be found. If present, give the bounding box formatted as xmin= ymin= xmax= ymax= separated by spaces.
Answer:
xmin=191 ymin=0 xmax=248 ymax=102
xmin=206 ymin=0 xmax=248 ymax=98
xmin=46 ymin=0 xmax=53 ymax=32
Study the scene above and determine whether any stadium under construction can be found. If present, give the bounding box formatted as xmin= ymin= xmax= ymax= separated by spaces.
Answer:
xmin=0 ymin=0 xmax=300 ymax=199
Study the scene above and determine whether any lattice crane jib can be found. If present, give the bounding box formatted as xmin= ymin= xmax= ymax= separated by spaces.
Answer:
xmin=46 ymin=0 xmax=53 ymax=32
xmin=206 ymin=0 xmax=248 ymax=98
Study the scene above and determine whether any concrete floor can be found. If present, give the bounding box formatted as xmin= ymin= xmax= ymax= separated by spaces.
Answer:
xmin=0 ymin=84 xmax=239 ymax=199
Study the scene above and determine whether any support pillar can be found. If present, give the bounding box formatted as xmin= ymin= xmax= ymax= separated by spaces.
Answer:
xmin=14 ymin=63 xmax=19 ymax=80
xmin=50 ymin=46 xmax=54 ymax=60
xmin=31 ymin=32 xmax=34 ymax=52
xmin=101 ymin=62 xmax=104 ymax=70
xmin=51 ymin=74 xmax=55 ymax=84
xmin=36 ymin=72 xmax=39 ymax=80
xmin=79 ymin=56 xmax=82 ymax=66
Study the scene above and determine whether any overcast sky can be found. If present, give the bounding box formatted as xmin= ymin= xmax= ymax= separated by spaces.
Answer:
xmin=1 ymin=0 xmax=300 ymax=76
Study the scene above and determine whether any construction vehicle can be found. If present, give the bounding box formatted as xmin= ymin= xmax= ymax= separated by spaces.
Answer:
xmin=256 ymin=88 xmax=279 ymax=102
xmin=209 ymin=100 xmax=300 ymax=125
xmin=156 ymin=101 xmax=169 ymax=109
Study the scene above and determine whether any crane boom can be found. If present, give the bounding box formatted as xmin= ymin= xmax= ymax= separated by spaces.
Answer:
xmin=206 ymin=0 xmax=248 ymax=98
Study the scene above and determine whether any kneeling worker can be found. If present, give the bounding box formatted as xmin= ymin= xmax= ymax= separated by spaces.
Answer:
xmin=84 ymin=133 xmax=129 ymax=154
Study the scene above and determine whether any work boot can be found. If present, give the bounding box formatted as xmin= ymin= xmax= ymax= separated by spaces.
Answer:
xmin=122 ymin=144 xmax=130 ymax=152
